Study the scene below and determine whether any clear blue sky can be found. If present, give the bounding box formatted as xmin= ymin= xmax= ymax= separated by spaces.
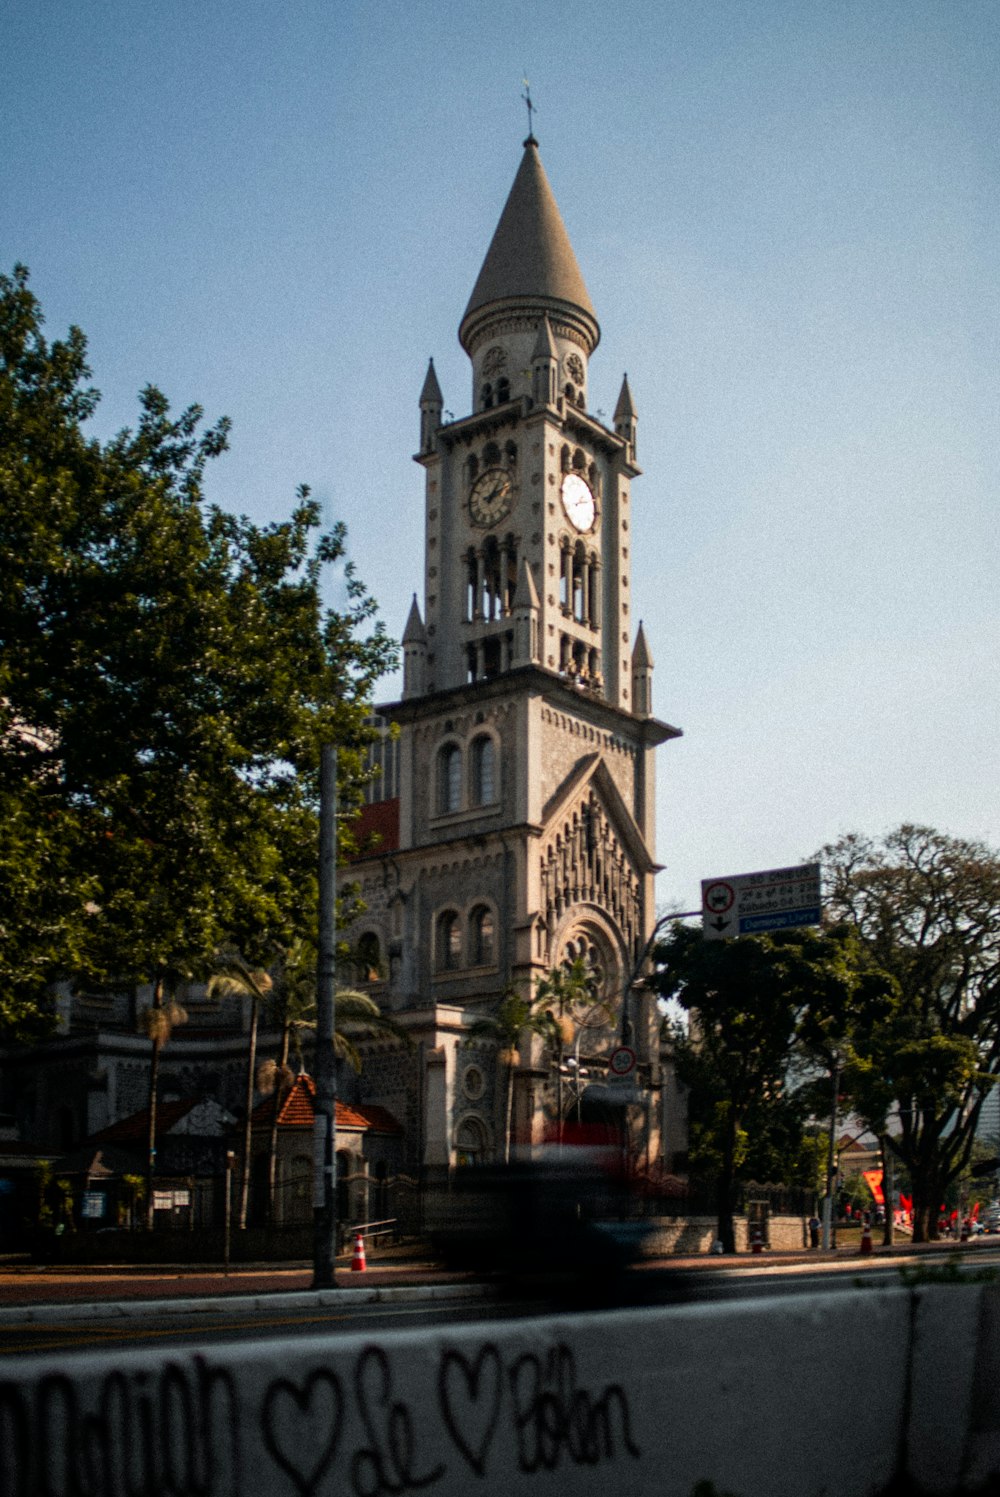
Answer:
xmin=3 ymin=0 xmax=997 ymax=911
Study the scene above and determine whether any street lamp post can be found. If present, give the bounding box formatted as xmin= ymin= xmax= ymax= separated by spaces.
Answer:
xmin=822 ymin=1055 xmax=840 ymax=1252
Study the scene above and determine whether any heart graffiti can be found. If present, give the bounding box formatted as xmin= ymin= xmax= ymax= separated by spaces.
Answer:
xmin=262 ymin=1370 xmax=345 ymax=1497
xmin=436 ymin=1345 xmax=503 ymax=1477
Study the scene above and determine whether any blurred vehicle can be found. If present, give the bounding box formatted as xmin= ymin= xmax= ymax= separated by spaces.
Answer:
xmin=424 ymin=1142 xmax=651 ymax=1289
xmin=980 ymin=1204 xmax=1000 ymax=1234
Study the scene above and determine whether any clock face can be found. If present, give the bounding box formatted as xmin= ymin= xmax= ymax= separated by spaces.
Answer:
xmin=561 ymin=472 xmax=596 ymax=532
xmin=469 ymin=467 xmax=513 ymax=528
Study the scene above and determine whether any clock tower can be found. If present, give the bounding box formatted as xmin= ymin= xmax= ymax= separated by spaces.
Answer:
xmin=343 ymin=136 xmax=684 ymax=1182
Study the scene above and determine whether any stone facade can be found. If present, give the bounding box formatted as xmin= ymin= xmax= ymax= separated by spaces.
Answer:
xmin=342 ymin=139 xmax=683 ymax=1179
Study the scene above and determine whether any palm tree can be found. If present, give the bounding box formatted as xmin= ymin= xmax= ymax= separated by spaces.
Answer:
xmin=533 ymin=957 xmax=602 ymax=1145
xmin=213 ymin=943 xmax=409 ymax=1228
xmin=469 ymin=986 xmax=564 ymax=1162
xmin=208 ymin=950 xmax=272 ymax=1231
xmin=141 ymin=971 xmax=189 ymax=1230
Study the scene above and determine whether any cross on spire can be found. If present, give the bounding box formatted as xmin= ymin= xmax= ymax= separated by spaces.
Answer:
xmin=521 ymin=77 xmax=538 ymax=144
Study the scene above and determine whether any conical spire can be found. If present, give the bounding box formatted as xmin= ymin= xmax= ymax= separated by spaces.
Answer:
xmin=632 ymin=620 xmax=653 ymax=669
xmin=614 ymin=373 xmax=636 ymax=423
xmin=531 ymin=314 xmax=558 ymax=362
xmin=420 ymin=358 xmax=443 ymax=405
xmin=459 ymin=140 xmax=599 ymax=354
xmin=402 ymin=594 xmax=426 ymax=644
xmin=513 ymin=556 xmax=540 ymax=611
xmin=402 ymin=595 xmax=427 ymax=700
xmin=631 ymin=621 xmax=654 ymax=717
xmin=512 ymin=558 xmax=541 ymax=667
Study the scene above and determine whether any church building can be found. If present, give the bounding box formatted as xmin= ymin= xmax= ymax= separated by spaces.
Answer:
xmin=342 ymin=135 xmax=683 ymax=1178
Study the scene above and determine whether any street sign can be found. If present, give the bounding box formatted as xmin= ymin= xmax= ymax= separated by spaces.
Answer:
xmin=607 ymin=1046 xmax=637 ymax=1078
xmin=701 ymin=862 xmax=822 ymax=940
xmin=583 ymin=1083 xmax=644 ymax=1105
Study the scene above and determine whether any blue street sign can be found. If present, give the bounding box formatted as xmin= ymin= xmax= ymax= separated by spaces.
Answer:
xmin=739 ymin=907 xmax=822 ymax=934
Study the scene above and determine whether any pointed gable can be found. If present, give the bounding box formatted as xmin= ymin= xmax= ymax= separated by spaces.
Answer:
xmin=541 ymin=752 xmax=658 ymax=878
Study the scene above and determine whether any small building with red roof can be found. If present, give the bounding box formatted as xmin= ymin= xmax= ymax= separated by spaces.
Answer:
xmin=248 ymin=1074 xmax=404 ymax=1227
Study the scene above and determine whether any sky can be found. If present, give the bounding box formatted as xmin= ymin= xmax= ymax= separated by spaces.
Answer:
xmin=3 ymin=0 xmax=998 ymax=914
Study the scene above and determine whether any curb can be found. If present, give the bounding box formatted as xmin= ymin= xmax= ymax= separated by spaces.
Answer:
xmin=0 ymin=1280 xmax=495 ymax=1326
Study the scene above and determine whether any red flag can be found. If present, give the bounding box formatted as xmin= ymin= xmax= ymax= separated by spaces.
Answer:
xmin=862 ymin=1169 xmax=885 ymax=1206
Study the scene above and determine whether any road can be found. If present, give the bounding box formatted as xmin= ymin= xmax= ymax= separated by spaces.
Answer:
xmin=4 ymin=1242 xmax=997 ymax=1357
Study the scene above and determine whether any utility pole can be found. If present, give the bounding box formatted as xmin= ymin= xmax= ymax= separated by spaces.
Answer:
xmin=822 ymin=1055 xmax=840 ymax=1251
xmin=882 ymin=1135 xmax=895 ymax=1247
xmin=313 ymin=744 xmax=338 ymax=1288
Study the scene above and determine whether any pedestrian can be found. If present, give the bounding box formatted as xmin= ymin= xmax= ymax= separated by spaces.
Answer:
xmin=808 ymin=1215 xmax=821 ymax=1249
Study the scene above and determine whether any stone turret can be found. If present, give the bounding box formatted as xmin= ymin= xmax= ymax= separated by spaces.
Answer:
xmin=531 ymin=315 xmax=558 ymax=409
xmin=418 ymin=359 xmax=443 ymax=455
xmin=631 ymin=620 xmax=654 ymax=717
xmin=614 ymin=373 xmax=637 ymax=462
xmin=402 ymin=594 xmax=428 ymax=699
xmin=511 ymin=557 xmax=541 ymax=667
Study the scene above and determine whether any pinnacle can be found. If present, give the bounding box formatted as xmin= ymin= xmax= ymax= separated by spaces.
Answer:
xmin=420 ymin=358 xmax=442 ymax=405
xmin=402 ymin=594 xmax=426 ymax=644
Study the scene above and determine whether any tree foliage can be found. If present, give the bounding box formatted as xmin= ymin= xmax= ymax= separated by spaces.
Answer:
xmin=652 ymin=922 xmax=875 ymax=1251
xmin=823 ymin=825 xmax=1000 ymax=1241
xmin=0 ymin=265 xmax=396 ymax=1037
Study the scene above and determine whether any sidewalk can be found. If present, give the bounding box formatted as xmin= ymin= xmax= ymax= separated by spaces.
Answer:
xmin=2 ymin=1234 xmax=995 ymax=1322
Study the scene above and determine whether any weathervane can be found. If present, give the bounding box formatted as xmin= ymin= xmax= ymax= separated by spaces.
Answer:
xmin=521 ymin=77 xmax=537 ymax=142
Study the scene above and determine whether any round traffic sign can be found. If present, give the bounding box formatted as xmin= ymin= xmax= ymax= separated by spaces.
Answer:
xmin=608 ymin=1046 xmax=637 ymax=1078
xmin=703 ymin=880 xmax=735 ymax=914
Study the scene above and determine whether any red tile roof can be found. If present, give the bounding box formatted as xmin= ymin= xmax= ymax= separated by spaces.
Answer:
xmin=251 ymin=1075 xmax=401 ymax=1135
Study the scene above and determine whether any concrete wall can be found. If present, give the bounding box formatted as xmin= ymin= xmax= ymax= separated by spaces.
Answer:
xmin=3 ymin=1281 xmax=1000 ymax=1495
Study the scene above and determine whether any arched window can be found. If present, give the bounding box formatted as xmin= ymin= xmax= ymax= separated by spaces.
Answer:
xmin=438 ymin=743 xmax=462 ymax=813
xmin=356 ymin=931 xmax=381 ymax=982
xmin=437 ymin=911 xmax=462 ymax=970
xmin=470 ymin=734 xmax=496 ymax=805
xmin=470 ymin=906 xmax=495 ymax=967
xmin=481 ymin=383 xmax=493 ymax=409
xmin=496 ymin=376 xmax=510 ymax=403
xmin=455 ymin=1115 xmax=488 ymax=1166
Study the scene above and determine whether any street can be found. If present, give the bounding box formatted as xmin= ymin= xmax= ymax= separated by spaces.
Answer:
xmin=4 ymin=1238 xmax=998 ymax=1357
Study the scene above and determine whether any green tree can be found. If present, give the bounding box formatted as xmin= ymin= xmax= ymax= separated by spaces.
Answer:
xmin=0 ymin=265 xmax=395 ymax=1035
xmin=822 ymin=825 xmax=1000 ymax=1242
xmin=652 ymin=922 xmax=872 ymax=1252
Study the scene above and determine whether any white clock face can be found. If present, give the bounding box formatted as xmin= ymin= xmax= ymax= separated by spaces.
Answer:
xmin=561 ymin=472 xmax=596 ymax=532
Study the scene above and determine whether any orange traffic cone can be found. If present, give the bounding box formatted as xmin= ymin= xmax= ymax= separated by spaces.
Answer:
xmin=351 ymin=1231 xmax=367 ymax=1272
xmin=860 ymin=1222 xmax=873 ymax=1256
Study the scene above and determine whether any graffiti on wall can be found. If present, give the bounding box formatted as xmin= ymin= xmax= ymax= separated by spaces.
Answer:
xmin=0 ymin=1337 xmax=640 ymax=1495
